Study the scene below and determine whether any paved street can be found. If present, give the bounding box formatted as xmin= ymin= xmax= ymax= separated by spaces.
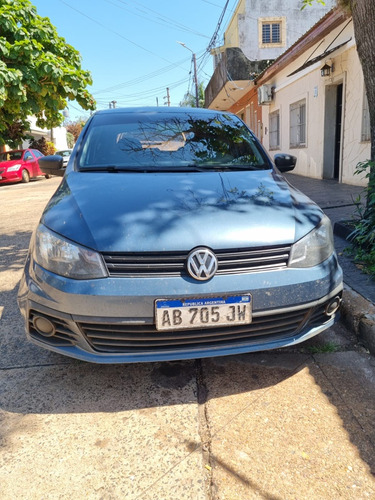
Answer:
xmin=1 ymin=177 xmax=375 ymax=499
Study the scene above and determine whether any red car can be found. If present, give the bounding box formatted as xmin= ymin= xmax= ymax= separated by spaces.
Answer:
xmin=0 ymin=148 xmax=49 ymax=184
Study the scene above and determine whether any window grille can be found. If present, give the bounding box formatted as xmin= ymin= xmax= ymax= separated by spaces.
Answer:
xmin=269 ymin=111 xmax=280 ymax=150
xmin=262 ymin=23 xmax=281 ymax=44
xmin=290 ymin=100 xmax=306 ymax=148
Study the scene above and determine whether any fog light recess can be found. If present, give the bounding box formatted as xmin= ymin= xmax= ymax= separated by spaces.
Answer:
xmin=33 ymin=316 xmax=56 ymax=337
xmin=325 ymin=296 xmax=342 ymax=316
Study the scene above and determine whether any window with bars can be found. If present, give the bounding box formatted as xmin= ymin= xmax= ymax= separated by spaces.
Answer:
xmin=262 ymin=22 xmax=281 ymax=44
xmin=361 ymin=92 xmax=370 ymax=142
xmin=290 ymin=100 xmax=306 ymax=148
xmin=269 ymin=110 xmax=280 ymax=150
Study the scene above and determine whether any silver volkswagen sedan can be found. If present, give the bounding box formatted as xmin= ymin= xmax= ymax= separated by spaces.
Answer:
xmin=18 ymin=107 xmax=343 ymax=363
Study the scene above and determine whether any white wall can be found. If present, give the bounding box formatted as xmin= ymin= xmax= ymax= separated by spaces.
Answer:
xmin=260 ymin=21 xmax=370 ymax=187
xmin=238 ymin=0 xmax=335 ymax=61
xmin=23 ymin=117 xmax=68 ymax=151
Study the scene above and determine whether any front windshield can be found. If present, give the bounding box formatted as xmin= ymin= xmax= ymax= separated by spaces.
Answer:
xmin=0 ymin=151 xmax=22 ymax=162
xmin=78 ymin=111 xmax=270 ymax=171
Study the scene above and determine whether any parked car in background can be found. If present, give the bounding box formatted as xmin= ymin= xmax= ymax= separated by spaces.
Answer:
xmin=0 ymin=148 xmax=49 ymax=184
xmin=55 ymin=149 xmax=72 ymax=167
xmin=18 ymin=107 xmax=343 ymax=364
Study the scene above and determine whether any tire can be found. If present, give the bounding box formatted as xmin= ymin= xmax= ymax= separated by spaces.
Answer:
xmin=21 ymin=169 xmax=30 ymax=183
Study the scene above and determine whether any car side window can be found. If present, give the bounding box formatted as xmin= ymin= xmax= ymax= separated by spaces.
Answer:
xmin=32 ymin=150 xmax=43 ymax=158
xmin=24 ymin=152 xmax=33 ymax=161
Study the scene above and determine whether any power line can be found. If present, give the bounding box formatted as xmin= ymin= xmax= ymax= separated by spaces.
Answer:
xmin=59 ymin=0 xmax=179 ymax=65
xmin=107 ymin=0 xmax=210 ymax=39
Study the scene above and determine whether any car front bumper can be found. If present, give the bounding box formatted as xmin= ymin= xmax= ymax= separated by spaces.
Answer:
xmin=18 ymin=253 xmax=343 ymax=363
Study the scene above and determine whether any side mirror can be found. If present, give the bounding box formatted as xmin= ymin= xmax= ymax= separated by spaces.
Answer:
xmin=274 ymin=154 xmax=297 ymax=173
xmin=38 ymin=155 xmax=65 ymax=177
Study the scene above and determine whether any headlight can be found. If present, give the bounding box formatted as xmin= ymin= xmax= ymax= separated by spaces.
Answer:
xmin=289 ymin=215 xmax=334 ymax=268
xmin=32 ymin=224 xmax=107 ymax=279
xmin=7 ymin=164 xmax=22 ymax=171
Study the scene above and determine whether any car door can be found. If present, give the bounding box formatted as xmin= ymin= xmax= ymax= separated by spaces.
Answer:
xmin=31 ymin=150 xmax=44 ymax=176
xmin=23 ymin=150 xmax=38 ymax=177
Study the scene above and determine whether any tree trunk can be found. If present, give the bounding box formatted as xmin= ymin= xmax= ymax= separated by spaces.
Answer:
xmin=350 ymin=0 xmax=375 ymax=205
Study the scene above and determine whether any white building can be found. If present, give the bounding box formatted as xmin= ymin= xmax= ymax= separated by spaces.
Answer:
xmin=257 ymin=9 xmax=369 ymax=186
xmin=218 ymin=0 xmax=335 ymax=62
xmin=22 ymin=116 xmax=68 ymax=151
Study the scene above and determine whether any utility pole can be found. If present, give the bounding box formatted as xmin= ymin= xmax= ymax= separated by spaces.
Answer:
xmin=177 ymin=41 xmax=199 ymax=108
xmin=192 ymin=52 xmax=199 ymax=108
xmin=164 ymin=88 xmax=170 ymax=107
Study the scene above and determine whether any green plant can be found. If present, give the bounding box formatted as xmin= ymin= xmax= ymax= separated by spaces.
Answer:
xmin=307 ymin=342 xmax=339 ymax=354
xmin=29 ymin=136 xmax=48 ymax=155
xmin=46 ymin=141 xmax=56 ymax=155
xmin=348 ymin=160 xmax=375 ymax=277
xmin=66 ymin=132 xmax=75 ymax=149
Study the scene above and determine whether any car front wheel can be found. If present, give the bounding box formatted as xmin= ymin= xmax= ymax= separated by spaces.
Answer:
xmin=21 ymin=169 xmax=30 ymax=183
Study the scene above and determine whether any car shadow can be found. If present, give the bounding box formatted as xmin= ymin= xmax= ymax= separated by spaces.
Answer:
xmin=1 ymin=344 xmax=374 ymax=481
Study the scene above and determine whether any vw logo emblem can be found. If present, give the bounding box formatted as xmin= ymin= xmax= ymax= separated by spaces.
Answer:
xmin=187 ymin=247 xmax=218 ymax=281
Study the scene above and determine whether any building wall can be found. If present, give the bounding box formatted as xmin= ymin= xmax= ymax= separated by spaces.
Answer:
xmin=260 ymin=20 xmax=369 ymax=187
xmin=225 ymin=0 xmax=335 ymax=62
xmin=228 ymin=85 xmax=263 ymax=140
xmin=22 ymin=117 xmax=68 ymax=151
xmin=222 ymin=0 xmax=246 ymax=48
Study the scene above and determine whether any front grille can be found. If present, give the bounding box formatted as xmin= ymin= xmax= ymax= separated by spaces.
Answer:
xmin=102 ymin=245 xmax=291 ymax=277
xmin=28 ymin=310 xmax=78 ymax=346
xmin=78 ymin=302 xmax=330 ymax=354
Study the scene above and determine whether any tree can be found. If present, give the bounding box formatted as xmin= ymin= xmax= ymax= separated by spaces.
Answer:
xmin=66 ymin=132 xmax=75 ymax=149
xmin=0 ymin=0 xmax=95 ymax=147
xmin=65 ymin=118 xmax=86 ymax=142
xmin=180 ymin=82 xmax=206 ymax=108
xmin=29 ymin=136 xmax=48 ymax=155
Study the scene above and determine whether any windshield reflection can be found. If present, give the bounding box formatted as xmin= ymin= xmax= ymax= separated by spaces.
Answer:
xmin=79 ymin=112 xmax=270 ymax=171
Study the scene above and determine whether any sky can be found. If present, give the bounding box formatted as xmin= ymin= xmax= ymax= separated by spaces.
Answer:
xmin=32 ymin=0 xmax=238 ymax=121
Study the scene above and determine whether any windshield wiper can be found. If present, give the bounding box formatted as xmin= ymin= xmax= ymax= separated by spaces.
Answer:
xmin=79 ymin=166 xmax=142 ymax=172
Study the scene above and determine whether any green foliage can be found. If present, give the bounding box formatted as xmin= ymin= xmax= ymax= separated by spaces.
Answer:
xmin=301 ymin=0 xmax=326 ymax=9
xmin=348 ymin=160 xmax=375 ymax=278
xmin=46 ymin=141 xmax=56 ymax=155
xmin=65 ymin=118 xmax=86 ymax=142
xmin=301 ymin=0 xmax=351 ymax=12
xmin=307 ymin=342 xmax=339 ymax=354
xmin=0 ymin=0 xmax=95 ymax=147
xmin=29 ymin=136 xmax=48 ymax=155
xmin=180 ymin=82 xmax=205 ymax=108
xmin=66 ymin=131 xmax=75 ymax=149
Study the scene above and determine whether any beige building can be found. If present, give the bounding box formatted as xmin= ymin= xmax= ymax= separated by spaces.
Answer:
xmin=256 ymin=9 xmax=370 ymax=186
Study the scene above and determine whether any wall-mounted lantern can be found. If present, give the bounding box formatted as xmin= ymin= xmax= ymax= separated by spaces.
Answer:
xmin=321 ymin=63 xmax=332 ymax=77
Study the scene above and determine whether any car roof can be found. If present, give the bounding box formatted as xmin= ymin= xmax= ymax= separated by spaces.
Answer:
xmin=94 ymin=106 xmax=232 ymax=118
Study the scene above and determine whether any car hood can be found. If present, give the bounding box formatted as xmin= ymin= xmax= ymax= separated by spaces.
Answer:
xmin=41 ymin=170 xmax=322 ymax=252
xmin=0 ymin=159 xmax=23 ymax=169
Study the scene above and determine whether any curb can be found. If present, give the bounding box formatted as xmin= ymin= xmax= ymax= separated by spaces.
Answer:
xmin=340 ymin=284 xmax=375 ymax=355
xmin=333 ymin=221 xmax=353 ymax=240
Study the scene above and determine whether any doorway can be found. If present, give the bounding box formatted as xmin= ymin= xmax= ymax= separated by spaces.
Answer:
xmin=323 ymin=82 xmax=344 ymax=180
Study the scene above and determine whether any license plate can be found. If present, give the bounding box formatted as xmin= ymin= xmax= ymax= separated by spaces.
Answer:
xmin=155 ymin=295 xmax=252 ymax=331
